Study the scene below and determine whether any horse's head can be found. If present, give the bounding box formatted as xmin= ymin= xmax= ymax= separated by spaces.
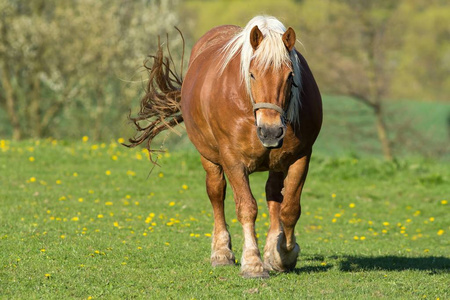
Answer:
xmin=248 ymin=25 xmax=297 ymax=149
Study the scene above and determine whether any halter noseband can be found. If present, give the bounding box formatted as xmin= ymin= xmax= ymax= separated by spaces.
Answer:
xmin=252 ymin=101 xmax=286 ymax=125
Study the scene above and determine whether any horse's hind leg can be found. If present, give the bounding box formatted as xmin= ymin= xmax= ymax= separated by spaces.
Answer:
xmin=201 ymin=156 xmax=235 ymax=267
xmin=264 ymin=155 xmax=310 ymax=272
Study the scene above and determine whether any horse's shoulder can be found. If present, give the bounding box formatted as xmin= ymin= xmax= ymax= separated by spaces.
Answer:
xmin=188 ymin=25 xmax=241 ymax=65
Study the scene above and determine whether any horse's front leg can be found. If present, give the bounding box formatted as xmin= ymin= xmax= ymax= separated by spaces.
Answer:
xmin=201 ymin=156 xmax=235 ymax=267
xmin=264 ymin=154 xmax=310 ymax=272
xmin=224 ymin=165 xmax=268 ymax=278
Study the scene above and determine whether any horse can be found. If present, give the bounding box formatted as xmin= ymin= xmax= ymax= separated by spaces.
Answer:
xmin=126 ymin=15 xmax=322 ymax=278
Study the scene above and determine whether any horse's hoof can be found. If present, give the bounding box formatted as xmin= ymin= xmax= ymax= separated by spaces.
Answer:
xmin=211 ymin=257 xmax=236 ymax=267
xmin=241 ymin=270 xmax=270 ymax=279
xmin=211 ymin=250 xmax=236 ymax=267
xmin=264 ymin=243 xmax=300 ymax=272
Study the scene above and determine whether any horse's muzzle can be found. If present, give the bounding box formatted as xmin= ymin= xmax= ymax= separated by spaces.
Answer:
xmin=256 ymin=124 xmax=286 ymax=149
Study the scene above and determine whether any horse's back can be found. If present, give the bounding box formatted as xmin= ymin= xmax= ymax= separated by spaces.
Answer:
xmin=188 ymin=25 xmax=240 ymax=66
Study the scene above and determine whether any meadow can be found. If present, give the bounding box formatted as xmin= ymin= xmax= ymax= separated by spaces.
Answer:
xmin=0 ymin=137 xmax=448 ymax=299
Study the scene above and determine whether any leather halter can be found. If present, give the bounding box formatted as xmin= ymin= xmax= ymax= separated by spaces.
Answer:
xmin=250 ymin=77 xmax=295 ymax=126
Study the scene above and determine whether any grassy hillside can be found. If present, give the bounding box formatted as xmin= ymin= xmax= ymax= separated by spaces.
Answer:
xmin=0 ymin=139 xmax=448 ymax=298
xmin=314 ymin=96 xmax=450 ymax=158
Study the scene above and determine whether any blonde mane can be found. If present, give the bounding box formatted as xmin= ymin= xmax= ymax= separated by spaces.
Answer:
xmin=220 ymin=16 xmax=302 ymax=127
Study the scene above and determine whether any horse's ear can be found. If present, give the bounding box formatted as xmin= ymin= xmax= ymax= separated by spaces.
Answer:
xmin=282 ymin=27 xmax=296 ymax=51
xmin=250 ymin=26 xmax=263 ymax=50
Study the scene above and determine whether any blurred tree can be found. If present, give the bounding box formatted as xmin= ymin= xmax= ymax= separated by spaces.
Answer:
xmin=0 ymin=0 xmax=182 ymax=140
xmin=296 ymin=0 xmax=411 ymax=160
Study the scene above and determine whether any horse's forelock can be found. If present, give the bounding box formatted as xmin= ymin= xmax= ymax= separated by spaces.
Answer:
xmin=220 ymin=16 xmax=302 ymax=128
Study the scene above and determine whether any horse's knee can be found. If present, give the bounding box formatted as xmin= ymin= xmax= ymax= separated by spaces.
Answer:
xmin=236 ymin=198 xmax=258 ymax=224
xmin=280 ymin=203 xmax=301 ymax=227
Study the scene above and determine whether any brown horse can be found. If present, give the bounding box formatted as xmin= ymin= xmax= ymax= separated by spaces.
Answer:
xmin=127 ymin=16 xmax=322 ymax=278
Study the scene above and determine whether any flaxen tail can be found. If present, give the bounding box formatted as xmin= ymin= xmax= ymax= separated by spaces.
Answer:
xmin=125 ymin=29 xmax=185 ymax=162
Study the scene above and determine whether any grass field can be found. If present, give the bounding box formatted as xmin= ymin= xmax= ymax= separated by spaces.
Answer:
xmin=0 ymin=139 xmax=449 ymax=299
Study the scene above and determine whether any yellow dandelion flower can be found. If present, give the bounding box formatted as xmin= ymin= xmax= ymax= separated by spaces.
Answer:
xmin=349 ymin=203 xmax=355 ymax=208
xmin=30 ymin=177 xmax=36 ymax=182
xmin=111 ymin=155 xmax=118 ymax=161
xmin=165 ymin=242 xmax=170 ymax=246
xmin=424 ymin=249 xmax=429 ymax=253
xmin=182 ymin=184 xmax=188 ymax=190
xmin=71 ymin=217 xmax=79 ymax=221
xmin=360 ymin=236 xmax=366 ymax=240
xmin=437 ymin=230 xmax=444 ymax=236
xmin=45 ymin=273 xmax=51 ymax=278
xmin=332 ymin=218 xmax=337 ymax=223
xmin=353 ymin=236 xmax=359 ymax=240
xmin=117 ymin=137 xmax=125 ymax=144
xmin=60 ymin=235 xmax=66 ymax=239
xmin=331 ymin=193 xmax=337 ymax=198
xmin=158 ymin=172 xmax=164 ymax=178
xmin=82 ymin=136 xmax=89 ymax=142
xmin=413 ymin=210 xmax=421 ymax=216
xmin=105 ymin=170 xmax=111 ymax=176
xmin=383 ymin=222 xmax=390 ymax=226
xmin=190 ymin=233 xmax=195 ymax=237
xmin=320 ymin=262 xmax=327 ymax=266
xmin=429 ymin=217 xmax=435 ymax=222
xmin=40 ymin=248 xmax=46 ymax=252
xmin=73 ymin=172 xmax=78 ymax=177
xmin=441 ymin=200 xmax=447 ymax=205
xmin=56 ymin=180 xmax=62 ymax=185
xmin=29 ymin=156 xmax=35 ymax=162
xmin=113 ymin=221 xmax=119 ymax=227
xmin=169 ymin=201 xmax=175 ymax=207
xmin=78 ymin=198 xmax=83 ymax=202
xmin=105 ymin=201 xmax=113 ymax=206
xmin=91 ymin=144 xmax=99 ymax=150
xmin=97 ymin=214 xmax=104 ymax=218
xmin=204 ymin=233 xmax=212 ymax=237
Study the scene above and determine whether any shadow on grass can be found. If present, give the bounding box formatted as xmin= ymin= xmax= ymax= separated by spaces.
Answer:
xmin=340 ymin=256 xmax=450 ymax=274
xmin=293 ymin=265 xmax=333 ymax=274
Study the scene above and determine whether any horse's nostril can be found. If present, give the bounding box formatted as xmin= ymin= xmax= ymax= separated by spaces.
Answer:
xmin=257 ymin=126 xmax=268 ymax=138
xmin=275 ymin=127 xmax=284 ymax=138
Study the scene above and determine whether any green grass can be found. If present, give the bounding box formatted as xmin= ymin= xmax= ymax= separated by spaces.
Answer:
xmin=1 ymin=139 xmax=449 ymax=299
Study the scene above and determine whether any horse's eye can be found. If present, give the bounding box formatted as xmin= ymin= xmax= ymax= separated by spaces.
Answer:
xmin=288 ymin=72 xmax=294 ymax=80
xmin=250 ymin=73 xmax=255 ymax=80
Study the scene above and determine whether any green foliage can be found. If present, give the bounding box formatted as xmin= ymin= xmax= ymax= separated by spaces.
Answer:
xmin=0 ymin=139 xmax=448 ymax=298
xmin=0 ymin=0 xmax=183 ymax=140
